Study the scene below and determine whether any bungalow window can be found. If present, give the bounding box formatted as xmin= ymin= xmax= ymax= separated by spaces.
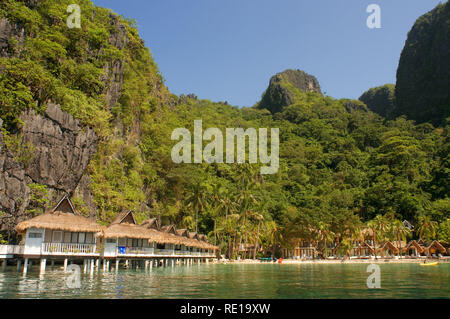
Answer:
xmin=78 ymin=232 xmax=86 ymax=244
xmin=28 ymin=232 xmax=42 ymax=238
xmin=52 ymin=231 xmax=63 ymax=243
xmin=127 ymin=238 xmax=133 ymax=247
xmin=118 ymin=238 xmax=126 ymax=246
xmin=85 ymin=233 xmax=94 ymax=244
xmin=71 ymin=232 xmax=79 ymax=243
xmin=106 ymin=238 xmax=116 ymax=244
xmin=64 ymin=232 xmax=71 ymax=243
xmin=156 ymin=243 xmax=164 ymax=249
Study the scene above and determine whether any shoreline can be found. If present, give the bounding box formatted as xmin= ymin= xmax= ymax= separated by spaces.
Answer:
xmin=214 ymin=257 xmax=450 ymax=264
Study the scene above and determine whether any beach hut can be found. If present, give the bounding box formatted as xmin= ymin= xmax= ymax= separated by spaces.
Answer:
xmin=405 ymin=240 xmax=425 ymax=257
xmin=426 ymin=240 xmax=446 ymax=257
xmin=15 ymin=195 xmax=104 ymax=257
xmin=377 ymin=241 xmax=399 ymax=257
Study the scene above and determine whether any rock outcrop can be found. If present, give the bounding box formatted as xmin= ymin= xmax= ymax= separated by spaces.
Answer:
xmin=359 ymin=84 xmax=396 ymax=118
xmin=102 ymin=13 xmax=129 ymax=108
xmin=258 ymin=69 xmax=322 ymax=113
xmin=21 ymin=103 xmax=98 ymax=192
xmin=0 ymin=119 xmax=31 ymax=222
xmin=395 ymin=2 xmax=450 ymax=126
xmin=0 ymin=18 xmax=26 ymax=57
xmin=0 ymin=104 xmax=98 ymax=224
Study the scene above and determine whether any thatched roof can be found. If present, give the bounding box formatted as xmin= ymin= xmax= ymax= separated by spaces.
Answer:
xmin=198 ymin=234 xmax=207 ymax=242
xmin=427 ymin=240 xmax=446 ymax=254
xmin=103 ymin=211 xmax=218 ymax=250
xmin=161 ymin=224 xmax=177 ymax=235
xmin=360 ymin=241 xmax=375 ymax=253
xmin=15 ymin=211 xmax=104 ymax=234
xmin=377 ymin=241 xmax=399 ymax=254
xmin=188 ymin=232 xmax=199 ymax=240
xmin=111 ymin=210 xmax=136 ymax=225
xmin=141 ymin=218 xmax=160 ymax=230
xmin=405 ymin=240 xmax=425 ymax=253
xmin=103 ymin=223 xmax=174 ymax=243
xmin=176 ymin=228 xmax=189 ymax=237
xmin=15 ymin=196 xmax=103 ymax=234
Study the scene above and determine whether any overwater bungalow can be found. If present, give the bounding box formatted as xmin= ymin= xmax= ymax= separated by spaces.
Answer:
xmin=103 ymin=210 xmax=217 ymax=259
xmin=15 ymin=196 xmax=104 ymax=258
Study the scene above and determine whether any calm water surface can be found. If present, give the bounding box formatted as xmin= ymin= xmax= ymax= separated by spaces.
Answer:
xmin=0 ymin=263 xmax=448 ymax=298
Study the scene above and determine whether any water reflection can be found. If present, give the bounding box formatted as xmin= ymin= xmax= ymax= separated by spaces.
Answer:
xmin=0 ymin=263 xmax=448 ymax=299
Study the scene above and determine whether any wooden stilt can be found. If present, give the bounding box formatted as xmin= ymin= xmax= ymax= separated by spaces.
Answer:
xmin=64 ymin=258 xmax=68 ymax=272
xmin=40 ymin=259 xmax=46 ymax=273
xmin=90 ymin=259 xmax=95 ymax=273
xmin=23 ymin=258 xmax=29 ymax=275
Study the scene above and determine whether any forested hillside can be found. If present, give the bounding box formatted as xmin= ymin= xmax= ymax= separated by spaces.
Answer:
xmin=0 ymin=0 xmax=448 ymax=255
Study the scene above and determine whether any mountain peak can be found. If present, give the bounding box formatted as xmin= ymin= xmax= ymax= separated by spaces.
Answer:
xmin=258 ymin=69 xmax=322 ymax=113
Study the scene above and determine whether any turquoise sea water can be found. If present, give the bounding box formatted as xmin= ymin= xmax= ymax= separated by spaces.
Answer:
xmin=0 ymin=263 xmax=448 ymax=298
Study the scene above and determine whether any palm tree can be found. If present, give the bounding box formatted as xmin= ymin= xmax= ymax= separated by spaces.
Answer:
xmin=391 ymin=219 xmax=411 ymax=258
xmin=317 ymin=222 xmax=335 ymax=258
xmin=185 ymin=182 xmax=210 ymax=232
xmin=416 ymin=215 xmax=438 ymax=242
xmin=264 ymin=221 xmax=282 ymax=259
xmin=250 ymin=212 xmax=264 ymax=259
xmin=367 ymin=215 xmax=390 ymax=260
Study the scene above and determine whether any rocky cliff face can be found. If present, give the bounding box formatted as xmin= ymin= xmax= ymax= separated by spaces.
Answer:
xmin=395 ymin=2 xmax=450 ymax=126
xmin=258 ymin=69 xmax=322 ymax=114
xmin=359 ymin=84 xmax=396 ymax=118
xmin=0 ymin=104 xmax=97 ymax=228
xmin=0 ymin=4 xmax=131 ymax=231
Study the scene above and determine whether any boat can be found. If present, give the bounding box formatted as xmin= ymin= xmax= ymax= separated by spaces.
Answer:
xmin=419 ymin=262 xmax=438 ymax=266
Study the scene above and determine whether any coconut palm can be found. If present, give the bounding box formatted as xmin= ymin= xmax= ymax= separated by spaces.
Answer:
xmin=416 ymin=215 xmax=438 ymax=242
xmin=316 ymin=222 xmax=335 ymax=258
xmin=367 ymin=214 xmax=390 ymax=259
xmin=185 ymin=182 xmax=210 ymax=232
xmin=391 ymin=219 xmax=411 ymax=258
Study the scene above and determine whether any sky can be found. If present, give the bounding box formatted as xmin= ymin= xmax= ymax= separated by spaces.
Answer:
xmin=92 ymin=0 xmax=444 ymax=107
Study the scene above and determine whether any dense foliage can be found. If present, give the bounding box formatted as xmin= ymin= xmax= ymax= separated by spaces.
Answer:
xmin=0 ymin=0 xmax=448 ymax=256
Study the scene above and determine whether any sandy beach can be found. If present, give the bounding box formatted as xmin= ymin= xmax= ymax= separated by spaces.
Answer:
xmin=214 ymin=257 xmax=450 ymax=264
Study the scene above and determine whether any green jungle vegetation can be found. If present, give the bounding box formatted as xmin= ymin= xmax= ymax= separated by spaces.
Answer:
xmin=0 ymin=0 xmax=448 ymax=258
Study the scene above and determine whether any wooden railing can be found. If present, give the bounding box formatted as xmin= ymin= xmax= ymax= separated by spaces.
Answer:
xmin=114 ymin=247 xmax=214 ymax=257
xmin=42 ymin=243 xmax=97 ymax=255
xmin=118 ymin=247 xmax=154 ymax=255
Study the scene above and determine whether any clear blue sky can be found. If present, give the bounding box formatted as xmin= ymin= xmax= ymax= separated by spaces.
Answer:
xmin=92 ymin=0 xmax=444 ymax=107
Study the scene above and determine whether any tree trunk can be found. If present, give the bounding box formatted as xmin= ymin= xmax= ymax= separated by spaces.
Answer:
xmin=254 ymin=221 xmax=260 ymax=259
